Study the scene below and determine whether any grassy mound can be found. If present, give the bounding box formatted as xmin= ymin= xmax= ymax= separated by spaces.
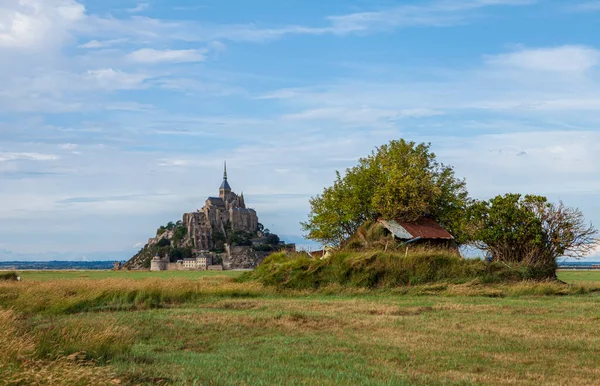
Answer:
xmin=243 ymin=250 xmax=556 ymax=290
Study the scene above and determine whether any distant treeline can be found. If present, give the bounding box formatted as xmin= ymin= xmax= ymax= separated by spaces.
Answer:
xmin=0 ymin=261 xmax=118 ymax=270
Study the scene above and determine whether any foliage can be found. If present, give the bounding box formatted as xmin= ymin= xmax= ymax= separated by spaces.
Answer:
xmin=342 ymin=220 xmax=397 ymax=251
xmin=172 ymin=224 xmax=188 ymax=245
xmin=169 ymin=247 xmax=194 ymax=262
xmin=0 ymin=271 xmax=18 ymax=281
xmin=252 ymin=244 xmax=274 ymax=252
xmin=301 ymin=139 xmax=470 ymax=246
xmin=227 ymin=231 xmax=254 ymax=246
xmin=468 ymin=194 xmax=599 ymax=273
xmin=265 ymin=233 xmax=280 ymax=245
xmin=157 ymin=238 xmax=171 ymax=247
xmin=157 ymin=220 xmax=184 ymax=238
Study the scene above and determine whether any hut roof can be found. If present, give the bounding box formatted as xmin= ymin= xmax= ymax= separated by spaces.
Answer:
xmin=377 ymin=218 xmax=454 ymax=240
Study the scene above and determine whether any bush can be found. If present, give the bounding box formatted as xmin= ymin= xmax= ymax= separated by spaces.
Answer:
xmin=253 ymin=244 xmax=274 ymax=252
xmin=266 ymin=234 xmax=280 ymax=245
xmin=157 ymin=238 xmax=171 ymax=247
xmin=245 ymin=250 xmax=554 ymax=290
xmin=0 ymin=271 xmax=18 ymax=281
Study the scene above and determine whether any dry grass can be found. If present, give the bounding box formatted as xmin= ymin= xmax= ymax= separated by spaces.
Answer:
xmin=0 ymin=309 xmax=120 ymax=385
xmin=3 ymin=274 xmax=600 ymax=384
xmin=0 ymin=276 xmax=268 ymax=315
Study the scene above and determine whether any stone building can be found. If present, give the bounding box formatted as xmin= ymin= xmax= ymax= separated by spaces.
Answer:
xmin=150 ymin=252 xmax=168 ymax=271
xmin=183 ymin=162 xmax=259 ymax=251
xmin=182 ymin=255 xmax=212 ymax=270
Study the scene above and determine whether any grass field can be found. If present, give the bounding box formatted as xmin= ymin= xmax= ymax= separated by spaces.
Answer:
xmin=2 ymin=270 xmax=600 ymax=385
xmin=556 ymin=270 xmax=600 ymax=283
xmin=15 ymin=269 xmax=242 ymax=281
xmin=13 ymin=268 xmax=598 ymax=283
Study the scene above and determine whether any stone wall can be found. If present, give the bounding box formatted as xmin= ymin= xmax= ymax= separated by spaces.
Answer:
xmin=150 ymin=259 xmax=168 ymax=271
xmin=223 ymin=245 xmax=269 ymax=270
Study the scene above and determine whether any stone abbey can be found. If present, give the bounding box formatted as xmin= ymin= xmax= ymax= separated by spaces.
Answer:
xmin=125 ymin=162 xmax=289 ymax=270
xmin=183 ymin=162 xmax=259 ymax=251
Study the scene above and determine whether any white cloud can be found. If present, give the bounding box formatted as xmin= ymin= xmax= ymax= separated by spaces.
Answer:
xmin=0 ymin=0 xmax=85 ymax=49
xmin=58 ymin=143 xmax=78 ymax=150
xmin=486 ymin=45 xmax=600 ymax=72
xmin=472 ymin=98 xmax=600 ymax=111
xmin=157 ymin=159 xmax=191 ymax=167
xmin=78 ymin=38 xmax=127 ymax=49
xmin=85 ymin=68 xmax=149 ymax=90
xmin=326 ymin=0 xmax=536 ymax=34
xmin=127 ymin=3 xmax=149 ymax=13
xmin=128 ymin=48 xmax=207 ymax=63
xmin=283 ymin=107 xmax=442 ymax=124
xmin=0 ymin=152 xmax=59 ymax=162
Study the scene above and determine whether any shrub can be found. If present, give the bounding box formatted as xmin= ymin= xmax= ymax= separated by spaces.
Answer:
xmin=157 ymin=238 xmax=171 ymax=247
xmin=0 ymin=271 xmax=18 ymax=281
xmin=253 ymin=244 xmax=273 ymax=252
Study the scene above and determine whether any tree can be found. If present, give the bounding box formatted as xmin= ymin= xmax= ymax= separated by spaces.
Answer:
xmin=266 ymin=233 xmax=280 ymax=245
xmin=468 ymin=194 xmax=599 ymax=270
xmin=157 ymin=238 xmax=171 ymax=247
xmin=172 ymin=225 xmax=187 ymax=245
xmin=301 ymin=139 xmax=470 ymax=245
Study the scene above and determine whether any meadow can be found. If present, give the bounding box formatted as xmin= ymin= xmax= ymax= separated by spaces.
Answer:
xmin=1 ymin=269 xmax=600 ymax=385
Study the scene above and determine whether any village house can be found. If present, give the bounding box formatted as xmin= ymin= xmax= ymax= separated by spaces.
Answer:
xmin=182 ymin=255 xmax=212 ymax=270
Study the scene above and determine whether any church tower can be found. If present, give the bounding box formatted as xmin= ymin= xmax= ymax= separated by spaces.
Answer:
xmin=219 ymin=161 xmax=232 ymax=200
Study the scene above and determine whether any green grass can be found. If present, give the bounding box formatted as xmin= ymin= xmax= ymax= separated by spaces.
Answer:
xmin=16 ymin=269 xmax=243 ymax=281
xmin=9 ymin=268 xmax=593 ymax=284
xmin=557 ymin=270 xmax=600 ymax=283
xmin=3 ymin=270 xmax=600 ymax=384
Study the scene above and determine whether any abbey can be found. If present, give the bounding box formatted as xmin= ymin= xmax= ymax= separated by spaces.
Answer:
xmin=123 ymin=163 xmax=284 ymax=270
xmin=183 ymin=163 xmax=259 ymax=251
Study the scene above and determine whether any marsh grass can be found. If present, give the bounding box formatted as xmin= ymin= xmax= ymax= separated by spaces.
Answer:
xmin=0 ymin=309 xmax=120 ymax=385
xmin=2 ymin=273 xmax=600 ymax=384
xmin=0 ymin=276 xmax=267 ymax=315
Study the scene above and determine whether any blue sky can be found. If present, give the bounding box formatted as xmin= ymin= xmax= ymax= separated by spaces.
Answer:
xmin=1 ymin=0 xmax=600 ymax=260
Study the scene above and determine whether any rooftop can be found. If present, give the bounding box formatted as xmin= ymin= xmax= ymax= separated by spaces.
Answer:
xmin=378 ymin=218 xmax=454 ymax=240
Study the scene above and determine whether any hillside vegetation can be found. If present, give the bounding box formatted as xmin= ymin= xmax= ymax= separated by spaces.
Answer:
xmin=243 ymin=250 xmax=555 ymax=290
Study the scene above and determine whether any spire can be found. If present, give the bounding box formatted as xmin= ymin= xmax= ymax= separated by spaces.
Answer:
xmin=219 ymin=160 xmax=232 ymax=193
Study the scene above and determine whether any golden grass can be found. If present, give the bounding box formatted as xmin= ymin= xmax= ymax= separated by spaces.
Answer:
xmin=3 ymin=275 xmax=600 ymax=384
xmin=0 ymin=276 xmax=269 ymax=315
xmin=0 ymin=310 xmax=120 ymax=385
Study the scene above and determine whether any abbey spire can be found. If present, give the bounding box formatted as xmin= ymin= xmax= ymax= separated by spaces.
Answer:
xmin=219 ymin=161 xmax=232 ymax=200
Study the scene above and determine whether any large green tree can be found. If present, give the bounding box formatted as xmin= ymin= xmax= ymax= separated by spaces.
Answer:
xmin=302 ymin=139 xmax=470 ymax=245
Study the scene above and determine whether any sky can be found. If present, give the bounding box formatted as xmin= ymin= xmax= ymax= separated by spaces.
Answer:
xmin=1 ymin=0 xmax=600 ymax=261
